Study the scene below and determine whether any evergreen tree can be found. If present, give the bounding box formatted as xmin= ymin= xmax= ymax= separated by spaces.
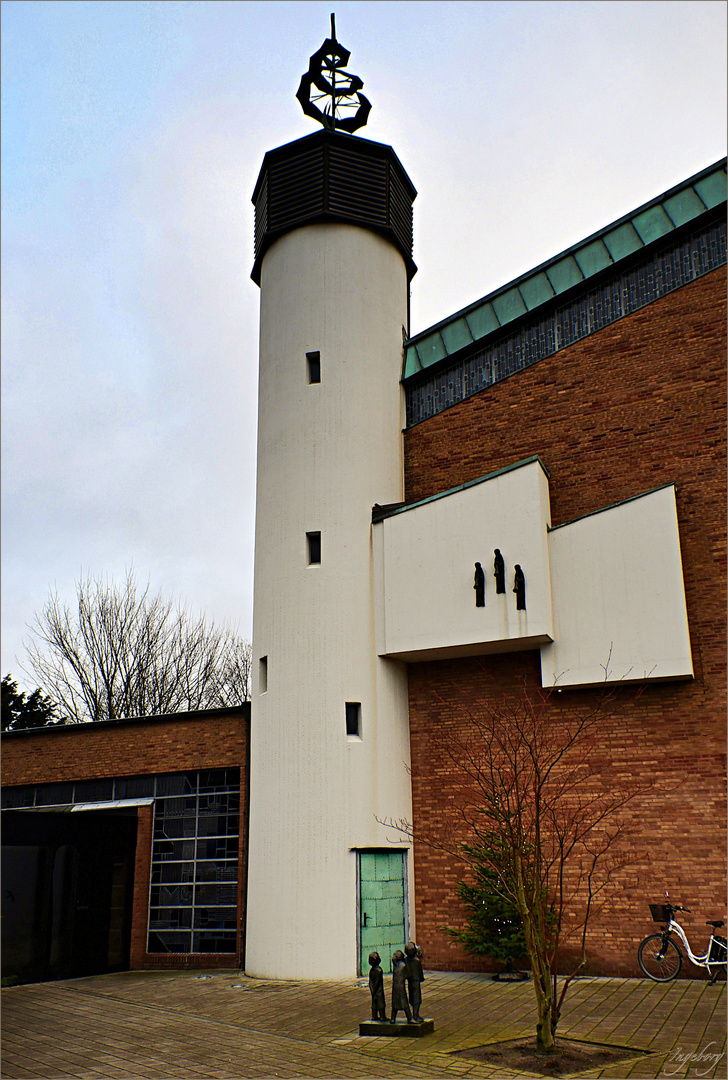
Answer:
xmin=2 ymin=674 xmax=62 ymax=731
xmin=444 ymin=846 xmax=528 ymax=970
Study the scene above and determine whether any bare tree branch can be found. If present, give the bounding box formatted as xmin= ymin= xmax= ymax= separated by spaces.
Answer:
xmin=22 ymin=569 xmax=251 ymax=723
xmin=378 ymin=669 xmax=661 ymax=1052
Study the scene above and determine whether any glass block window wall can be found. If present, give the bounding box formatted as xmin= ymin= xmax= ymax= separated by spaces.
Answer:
xmin=147 ymin=769 xmax=240 ymax=955
xmin=404 ymin=217 xmax=727 ymax=426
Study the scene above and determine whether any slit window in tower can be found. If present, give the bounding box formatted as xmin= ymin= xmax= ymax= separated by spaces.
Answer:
xmin=259 ymin=656 xmax=268 ymax=694
xmin=306 ymin=351 xmax=321 ymax=384
xmin=307 ymin=531 xmax=321 ymax=565
xmin=345 ymin=702 xmax=361 ymax=738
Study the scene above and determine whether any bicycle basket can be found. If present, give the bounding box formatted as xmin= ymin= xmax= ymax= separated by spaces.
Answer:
xmin=709 ymin=936 xmax=727 ymax=962
xmin=649 ymin=903 xmax=671 ymax=923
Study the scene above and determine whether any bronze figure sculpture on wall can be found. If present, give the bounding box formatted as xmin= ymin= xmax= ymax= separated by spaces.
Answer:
xmin=494 ymin=549 xmax=506 ymax=593
xmin=473 ymin=562 xmax=485 ymax=607
xmin=513 ymin=564 xmax=526 ymax=610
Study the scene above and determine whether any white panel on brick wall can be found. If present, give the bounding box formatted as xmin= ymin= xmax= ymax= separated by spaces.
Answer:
xmin=374 ymin=458 xmax=554 ymax=661
xmin=540 ymin=484 xmax=693 ymax=688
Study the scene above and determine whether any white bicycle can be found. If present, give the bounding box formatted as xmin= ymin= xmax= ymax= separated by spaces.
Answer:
xmin=638 ymin=902 xmax=727 ymax=983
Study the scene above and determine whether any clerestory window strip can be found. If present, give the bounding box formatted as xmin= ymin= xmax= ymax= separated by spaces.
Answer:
xmin=404 ymin=217 xmax=726 ymax=427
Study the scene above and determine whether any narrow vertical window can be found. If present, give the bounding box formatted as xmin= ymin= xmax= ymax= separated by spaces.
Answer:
xmin=306 ymin=351 xmax=321 ymax=384
xmin=345 ymin=702 xmax=361 ymax=737
xmin=307 ymin=531 xmax=321 ymax=565
xmin=259 ymin=656 xmax=268 ymax=694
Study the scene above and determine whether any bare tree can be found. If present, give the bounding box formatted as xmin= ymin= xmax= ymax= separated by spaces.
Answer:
xmin=381 ymin=675 xmax=650 ymax=1053
xmin=23 ymin=570 xmax=251 ymax=723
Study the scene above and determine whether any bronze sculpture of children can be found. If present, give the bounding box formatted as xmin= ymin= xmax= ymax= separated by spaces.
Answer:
xmin=404 ymin=941 xmax=424 ymax=1022
xmin=390 ymin=950 xmax=413 ymax=1023
xmin=367 ymin=951 xmax=387 ymax=1021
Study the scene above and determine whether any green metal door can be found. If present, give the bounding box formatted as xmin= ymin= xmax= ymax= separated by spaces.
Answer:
xmin=358 ymin=851 xmax=406 ymax=975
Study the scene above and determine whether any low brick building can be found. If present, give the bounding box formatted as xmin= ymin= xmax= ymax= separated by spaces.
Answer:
xmin=2 ymin=707 xmax=248 ymax=982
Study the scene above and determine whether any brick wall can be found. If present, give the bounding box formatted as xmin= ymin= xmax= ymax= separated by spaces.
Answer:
xmin=130 ymin=804 xmax=154 ymax=968
xmin=403 ymin=269 xmax=727 ymax=976
xmin=2 ymin=708 xmax=249 ymax=971
xmin=1 ymin=709 xmax=247 ymax=787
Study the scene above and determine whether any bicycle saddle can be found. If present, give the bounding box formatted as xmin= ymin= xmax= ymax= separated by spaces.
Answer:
xmin=706 ymin=920 xmax=724 ymax=928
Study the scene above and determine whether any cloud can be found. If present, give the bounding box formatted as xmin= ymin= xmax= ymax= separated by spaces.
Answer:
xmin=2 ymin=0 xmax=725 ymax=689
xmin=2 ymin=94 xmax=263 ymax=681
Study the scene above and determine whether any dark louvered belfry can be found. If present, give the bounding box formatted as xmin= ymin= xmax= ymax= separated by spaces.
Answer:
xmin=251 ymin=128 xmax=417 ymax=284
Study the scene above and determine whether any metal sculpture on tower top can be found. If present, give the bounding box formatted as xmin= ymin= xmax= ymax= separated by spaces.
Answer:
xmin=297 ymin=14 xmax=372 ymax=133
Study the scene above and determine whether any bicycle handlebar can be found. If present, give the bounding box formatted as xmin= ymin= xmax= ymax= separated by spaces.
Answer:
xmin=669 ymin=905 xmax=692 ymax=914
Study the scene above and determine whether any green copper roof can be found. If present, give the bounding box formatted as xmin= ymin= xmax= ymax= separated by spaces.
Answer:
xmin=403 ymin=159 xmax=726 ymax=380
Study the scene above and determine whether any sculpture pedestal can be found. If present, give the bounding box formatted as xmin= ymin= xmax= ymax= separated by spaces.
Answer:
xmin=359 ymin=1019 xmax=435 ymax=1037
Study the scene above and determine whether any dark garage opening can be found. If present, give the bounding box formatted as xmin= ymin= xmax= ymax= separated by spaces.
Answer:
xmin=2 ymin=809 xmax=137 ymax=984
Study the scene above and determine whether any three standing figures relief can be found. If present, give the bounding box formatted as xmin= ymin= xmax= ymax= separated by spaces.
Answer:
xmin=473 ymin=550 xmax=525 ymax=610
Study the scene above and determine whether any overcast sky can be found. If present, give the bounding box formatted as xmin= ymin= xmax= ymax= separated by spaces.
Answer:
xmin=2 ymin=0 xmax=725 ymax=691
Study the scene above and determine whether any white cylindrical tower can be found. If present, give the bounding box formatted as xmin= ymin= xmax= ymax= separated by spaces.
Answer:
xmin=246 ymin=129 xmax=417 ymax=979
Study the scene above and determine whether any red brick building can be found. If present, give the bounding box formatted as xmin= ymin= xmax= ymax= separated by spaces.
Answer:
xmin=399 ymin=162 xmax=726 ymax=975
xmin=2 ymin=707 xmax=248 ymax=982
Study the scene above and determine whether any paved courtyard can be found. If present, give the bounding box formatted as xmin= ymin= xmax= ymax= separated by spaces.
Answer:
xmin=2 ymin=969 xmax=725 ymax=1079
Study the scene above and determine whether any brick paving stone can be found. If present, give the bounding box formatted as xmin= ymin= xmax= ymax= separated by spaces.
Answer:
xmin=2 ymin=971 xmax=725 ymax=1079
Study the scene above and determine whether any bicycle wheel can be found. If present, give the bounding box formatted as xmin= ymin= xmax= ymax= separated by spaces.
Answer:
xmin=638 ymin=934 xmax=683 ymax=981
